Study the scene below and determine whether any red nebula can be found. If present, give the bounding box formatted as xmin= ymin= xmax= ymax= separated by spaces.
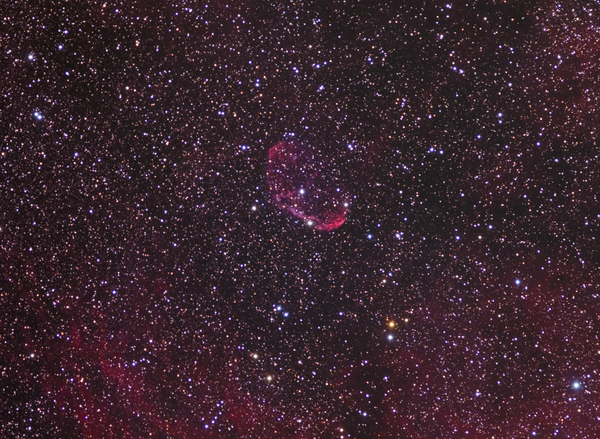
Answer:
xmin=266 ymin=141 xmax=350 ymax=231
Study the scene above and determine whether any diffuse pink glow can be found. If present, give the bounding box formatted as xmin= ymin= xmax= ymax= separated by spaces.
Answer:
xmin=266 ymin=141 xmax=349 ymax=231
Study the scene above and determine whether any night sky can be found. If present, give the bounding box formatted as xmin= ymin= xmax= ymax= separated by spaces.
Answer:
xmin=2 ymin=1 xmax=600 ymax=437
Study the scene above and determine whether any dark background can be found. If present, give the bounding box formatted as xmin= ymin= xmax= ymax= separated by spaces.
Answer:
xmin=1 ymin=0 xmax=599 ymax=437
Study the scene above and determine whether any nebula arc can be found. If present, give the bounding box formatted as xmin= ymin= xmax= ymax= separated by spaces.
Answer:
xmin=266 ymin=140 xmax=350 ymax=231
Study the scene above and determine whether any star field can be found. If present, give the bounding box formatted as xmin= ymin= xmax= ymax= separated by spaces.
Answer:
xmin=1 ymin=1 xmax=600 ymax=438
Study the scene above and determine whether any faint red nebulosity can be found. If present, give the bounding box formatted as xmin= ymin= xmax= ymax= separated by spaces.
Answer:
xmin=266 ymin=141 xmax=350 ymax=231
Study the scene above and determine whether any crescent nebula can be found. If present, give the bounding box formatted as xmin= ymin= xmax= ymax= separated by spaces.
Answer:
xmin=266 ymin=140 xmax=350 ymax=231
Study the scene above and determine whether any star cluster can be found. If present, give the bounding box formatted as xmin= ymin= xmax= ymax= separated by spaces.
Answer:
xmin=1 ymin=1 xmax=600 ymax=437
